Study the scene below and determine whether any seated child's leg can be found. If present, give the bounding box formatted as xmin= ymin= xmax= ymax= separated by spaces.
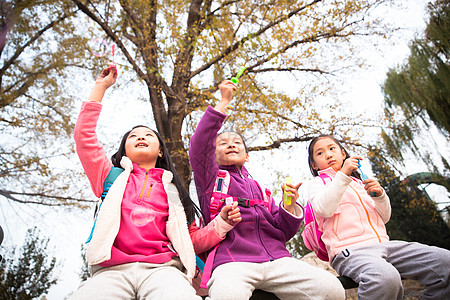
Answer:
xmin=332 ymin=244 xmax=403 ymax=300
xmin=138 ymin=260 xmax=201 ymax=300
xmin=261 ymin=257 xmax=345 ymax=300
xmin=68 ymin=264 xmax=136 ymax=300
xmin=207 ymin=261 xmax=263 ymax=300
xmin=385 ymin=240 xmax=450 ymax=300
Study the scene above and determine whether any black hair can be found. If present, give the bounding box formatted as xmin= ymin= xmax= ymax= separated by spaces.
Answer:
xmin=307 ymin=134 xmax=361 ymax=179
xmin=111 ymin=125 xmax=202 ymax=223
xmin=217 ymin=131 xmax=249 ymax=153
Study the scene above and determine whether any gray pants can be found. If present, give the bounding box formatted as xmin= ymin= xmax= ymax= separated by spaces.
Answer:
xmin=69 ymin=259 xmax=201 ymax=300
xmin=331 ymin=241 xmax=450 ymax=300
xmin=207 ymin=257 xmax=345 ymax=300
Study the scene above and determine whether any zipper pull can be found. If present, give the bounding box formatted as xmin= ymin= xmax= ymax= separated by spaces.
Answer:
xmin=146 ymin=183 xmax=153 ymax=198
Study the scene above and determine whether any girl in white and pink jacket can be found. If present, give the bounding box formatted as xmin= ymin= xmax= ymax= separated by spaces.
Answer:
xmin=307 ymin=134 xmax=450 ymax=300
xmin=70 ymin=67 xmax=241 ymax=300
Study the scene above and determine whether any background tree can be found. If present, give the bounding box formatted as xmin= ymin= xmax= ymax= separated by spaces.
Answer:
xmin=78 ymin=244 xmax=90 ymax=282
xmin=1 ymin=0 xmax=401 ymax=207
xmin=0 ymin=227 xmax=59 ymax=300
xmin=286 ymin=224 xmax=311 ymax=259
xmin=369 ymin=148 xmax=450 ymax=250
xmin=381 ymin=0 xmax=449 ymax=170
xmin=0 ymin=0 xmax=97 ymax=207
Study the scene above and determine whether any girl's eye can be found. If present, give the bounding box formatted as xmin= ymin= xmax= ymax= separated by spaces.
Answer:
xmin=129 ymin=134 xmax=136 ymax=138
xmin=330 ymin=146 xmax=336 ymax=150
xmin=316 ymin=151 xmax=322 ymax=156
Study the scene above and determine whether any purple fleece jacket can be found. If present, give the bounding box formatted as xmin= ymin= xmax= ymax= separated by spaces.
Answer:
xmin=189 ymin=106 xmax=303 ymax=272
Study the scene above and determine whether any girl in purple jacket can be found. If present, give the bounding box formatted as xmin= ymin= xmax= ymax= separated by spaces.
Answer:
xmin=189 ymin=80 xmax=345 ymax=299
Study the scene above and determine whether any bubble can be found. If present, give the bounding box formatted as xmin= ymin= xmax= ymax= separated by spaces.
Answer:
xmin=89 ymin=38 xmax=109 ymax=57
xmin=130 ymin=207 xmax=155 ymax=226
xmin=224 ymin=104 xmax=234 ymax=116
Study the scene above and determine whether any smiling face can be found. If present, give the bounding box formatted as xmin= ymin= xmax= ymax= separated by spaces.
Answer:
xmin=124 ymin=126 xmax=162 ymax=169
xmin=311 ymin=137 xmax=347 ymax=172
xmin=215 ymin=132 xmax=249 ymax=169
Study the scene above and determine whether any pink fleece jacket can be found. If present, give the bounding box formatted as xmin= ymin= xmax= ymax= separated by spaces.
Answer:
xmin=308 ymin=167 xmax=391 ymax=261
xmin=74 ymin=101 xmax=229 ymax=267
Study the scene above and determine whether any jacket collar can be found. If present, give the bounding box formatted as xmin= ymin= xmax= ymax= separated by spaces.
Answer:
xmin=317 ymin=166 xmax=338 ymax=177
xmin=219 ymin=164 xmax=249 ymax=178
xmin=131 ymin=162 xmax=173 ymax=183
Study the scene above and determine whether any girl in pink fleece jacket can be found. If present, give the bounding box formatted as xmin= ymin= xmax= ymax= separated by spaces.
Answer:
xmin=307 ymin=134 xmax=450 ymax=300
xmin=70 ymin=67 xmax=241 ymax=300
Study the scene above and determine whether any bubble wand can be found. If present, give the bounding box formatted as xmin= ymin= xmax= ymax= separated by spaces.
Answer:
xmin=110 ymin=44 xmax=117 ymax=69
xmin=357 ymin=160 xmax=368 ymax=181
xmin=230 ymin=66 xmax=246 ymax=84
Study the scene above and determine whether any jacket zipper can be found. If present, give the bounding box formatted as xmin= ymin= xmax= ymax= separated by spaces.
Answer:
xmin=238 ymin=166 xmax=273 ymax=259
xmin=349 ymin=185 xmax=381 ymax=243
xmin=146 ymin=183 xmax=153 ymax=198
xmin=139 ymin=170 xmax=149 ymax=199
xmin=255 ymin=206 xmax=274 ymax=260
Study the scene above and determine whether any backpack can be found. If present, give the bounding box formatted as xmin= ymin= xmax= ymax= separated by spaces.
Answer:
xmin=301 ymin=174 xmax=331 ymax=262
xmin=85 ymin=167 xmax=124 ymax=243
xmin=199 ymin=169 xmax=273 ymax=289
xmin=301 ymin=201 xmax=328 ymax=261
xmin=209 ymin=170 xmax=272 ymax=220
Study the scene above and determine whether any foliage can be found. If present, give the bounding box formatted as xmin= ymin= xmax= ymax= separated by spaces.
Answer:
xmin=79 ymin=244 xmax=90 ymax=282
xmin=370 ymin=149 xmax=450 ymax=250
xmin=0 ymin=227 xmax=59 ymax=300
xmin=381 ymin=0 xmax=449 ymax=167
xmin=1 ymin=0 xmax=402 ymax=207
xmin=286 ymin=223 xmax=311 ymax=259
xmin=0 ymin=0 xmax=97 ymax=207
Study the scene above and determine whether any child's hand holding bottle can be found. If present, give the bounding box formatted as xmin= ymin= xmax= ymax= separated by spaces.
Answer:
xmin=281 ymin=181 xmax=302 ymax=214
xmin=341 ymin=156 xmax=363 ymax=177
xmin=342 ymin=157 xmax=382 ymax=197
xmin=363 ymin=179 xmax=383 ymax=197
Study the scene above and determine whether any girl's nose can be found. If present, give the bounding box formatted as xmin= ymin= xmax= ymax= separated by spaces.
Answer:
xmin=137 ymin=136 xmax=145 ymax=140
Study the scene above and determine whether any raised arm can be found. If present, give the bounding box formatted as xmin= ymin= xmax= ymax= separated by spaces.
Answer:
xmin=74 ymin=67 xmax=118 ymax=197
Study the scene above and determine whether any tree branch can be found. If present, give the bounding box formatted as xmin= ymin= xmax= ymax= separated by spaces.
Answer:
xmin=249 ymin=135 xmax=314 ymax=151
xmin=71 ymin=0 xmax=147 ymax=82
xmin=190 ymin=0 xmax=322 ymax=78
xmin=0 ymin=189 xmax=95 ymax=206
xmin=0 ymin=10 xmax=74 ymax=79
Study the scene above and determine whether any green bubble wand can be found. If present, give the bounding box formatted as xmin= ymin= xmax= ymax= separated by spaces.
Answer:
xmin=225 ymin=67 xmax=246 ymax=116
xmin=231 ymin=67 xmax=246 ymax=84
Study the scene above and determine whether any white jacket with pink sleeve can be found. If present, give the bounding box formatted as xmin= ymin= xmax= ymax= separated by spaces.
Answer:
xmin=308 ymin=167 xmax=391 ymax=261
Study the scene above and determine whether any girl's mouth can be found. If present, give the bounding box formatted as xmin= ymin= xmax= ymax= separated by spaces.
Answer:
xmin=136 ymin=143 xmax=148 ymax=147
xmin=226 ymin=151 xmax=238 ymax=155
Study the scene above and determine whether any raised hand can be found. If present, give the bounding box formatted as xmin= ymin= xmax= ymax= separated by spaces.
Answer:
xmin=214 ymin=80 xmax=237 ymax=113
xmin=88 ymin=67 xmax=118 ymax=103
